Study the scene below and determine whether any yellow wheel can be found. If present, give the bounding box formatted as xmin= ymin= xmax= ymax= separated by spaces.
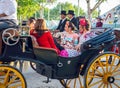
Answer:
xmin=84 ymin=52 xmax=120 ymax=88
xmin=60 ymin=74 xmax=84 ymax=88
xmin=0 ymin=65 xmax=27 ymax=88
xmin=0 ymin=61 xmax=2 ymax=64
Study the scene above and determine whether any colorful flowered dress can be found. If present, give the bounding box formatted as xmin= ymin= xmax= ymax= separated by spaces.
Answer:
xmin=60 ymin=32 xmax=80 ymax=57
xmin=79 ymin=31 xmax=97 ymax=44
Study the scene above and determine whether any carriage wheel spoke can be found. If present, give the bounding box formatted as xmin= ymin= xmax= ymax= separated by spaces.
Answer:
xmin=115 ymin=78 xmax=120 ymax=80
xmin=107 ymin=83 xmax=109 ymax=88
xmin=4 ymin=70 xmax=10 ymax=84
xmin=103 ymin=84 xmax=106 ymax=88
xmin=78 ymin=76 xmax=83 ymax=87
xmin=7 ymin=76 xmax=18 ymax=85
xmin=0 ymin=78 xmax=4 ymax=81
xmin=67 ymin=79 xmax=72 ymax=86
xmin=106 ymin=55 xmax=109 ymax=73
xmin=113 ymin=82 xmax=120 ymax=87
xmin=109 ymin=56 xmax=116 ymax=72
xmin=103 ymin=84 xmax=109 ymax=88
xmin=98 ymin=82 xmax=104 ymax=88
xmin=89 ymin=79 xmax=102 ymax=87
xmin=8 ymin=83 xmax=22 ymax=88
xmin=98 ymin=60 xmax=105 ymax=73
xmin=88 ymin=74 xmax=102 ymax=78
xmin=73 ymin=79 xmax=76 ymax=88
xmin=112 ymin=64 xmax=120 ymax=73
xmin=91 ymin=65 xmax=103 ymax=76
xmin=112 ymin=71 xmax=120 ymax=76
xmin=109 ymin=83 xmax=113 ymax=88
xmin=60 ymin=76 xmax=84 ymax=88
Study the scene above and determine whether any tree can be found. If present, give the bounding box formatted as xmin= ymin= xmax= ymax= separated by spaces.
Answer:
xmin=36 ymin=0 xmax=56 ymax=18
xmin=17 ymin=0 xmax=56 ymax=20
xmin=74 ymin=5 xmax=86 ymax=17
xmin=92 ymin=10 xmax=98 ymax=18
xmin=49 ymin=2 xmax=85 ymax=20
xmin=85 ymin=0 xmax=107 ymax=21
xmin=17 ymin=0 xmax=40 ymax=20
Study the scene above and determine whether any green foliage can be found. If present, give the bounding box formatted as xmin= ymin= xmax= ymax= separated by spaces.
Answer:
xmin=17 ymin=0 xmax=40 ymax=20
xmin=17 ymin=0 xmax=57 ymax=20
xmin=44 ymin=8 xmax=49 ymax=20
xmin=92 ymin=10 xmax=98 ymax=18
xmin=37 ymin=0 xmax=56 ymax=3
xmin=48 ymin=2 xmax=85 ymax=20
xmin=74 ymin=5 xmax=86 ymax=16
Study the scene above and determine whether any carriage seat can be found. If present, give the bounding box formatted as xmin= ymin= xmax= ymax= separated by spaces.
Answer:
xmin=33 ymin=46 xmax=58 ymax=64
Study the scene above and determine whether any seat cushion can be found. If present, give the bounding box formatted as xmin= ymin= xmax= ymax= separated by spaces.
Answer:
xmin=33 ymin=46 xmax=58 ymax=64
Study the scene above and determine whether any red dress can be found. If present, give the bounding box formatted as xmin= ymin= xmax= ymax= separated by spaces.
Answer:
xmin=30 ymin=30 xmax=60 ymax=54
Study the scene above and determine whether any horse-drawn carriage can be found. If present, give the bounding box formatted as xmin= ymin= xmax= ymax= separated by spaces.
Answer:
xmin=0 ymin=27 xmax=120 ymax=88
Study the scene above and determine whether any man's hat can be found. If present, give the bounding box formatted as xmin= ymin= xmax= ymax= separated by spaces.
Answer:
xmin=68 ymin=10 xmax=75 ymax=15
xmin=96 ymin=16 xmax=103 ymax=20
xmin=61 ymin=10 xmax=66 ymax=15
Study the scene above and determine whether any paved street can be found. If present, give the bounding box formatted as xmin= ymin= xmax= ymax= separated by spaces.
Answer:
xmin=22 ymin=62 xmax=63 ymax=88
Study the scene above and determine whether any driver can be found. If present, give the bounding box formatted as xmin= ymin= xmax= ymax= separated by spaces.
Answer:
xmin=0 ymin=0 xmax=18 ymax=31
xmin=0 ymin=0 xmax=17 ymax=55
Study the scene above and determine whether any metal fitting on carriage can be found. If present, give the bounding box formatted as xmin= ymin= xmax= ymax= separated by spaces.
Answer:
xmin=57 ymin=61 xmax=63 ymax=67
xmin=88 ymin=44 xmax=92 ymax=48
xmin=22 ymin=39 xmax=26 ymax=52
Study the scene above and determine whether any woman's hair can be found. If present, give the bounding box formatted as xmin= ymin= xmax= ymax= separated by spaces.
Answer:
xmin=85 ymin=19 xmax=90 ymax=31
xmin=34 ymin=18 xmax=48 ymax=36
xmin=28 ymin=17 xmax=35 ymax=25
xmin=68 ymin=22 xmax=75 ymax=30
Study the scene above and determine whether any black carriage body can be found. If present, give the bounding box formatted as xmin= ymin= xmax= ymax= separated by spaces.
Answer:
xmin=34 ymin=29 xmax=115 ymax=79
xmin=0 ymin=34 xmax=100 ymax=79
xmin=34 ymin=49 xmax=101 ymax=79
xmin=0 ymin=36 xmax=35 ymax=62
xmin=0 ymin=28 xmax=116 ymax=80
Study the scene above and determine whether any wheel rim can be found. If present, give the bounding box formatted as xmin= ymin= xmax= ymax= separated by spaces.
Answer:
xmin=85 ymin=53 xmax=120 ymax=88
xmin=0 ymin=65 xmax=26 ymax=88
xmin=30 ymin=62 xmax=36 ymax=71
xmin=60 ymin=75 xmax=84 ymax=88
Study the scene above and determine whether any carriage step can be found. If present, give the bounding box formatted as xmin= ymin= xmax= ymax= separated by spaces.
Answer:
xmin=43 ymin=77 xmax=51 ymax=83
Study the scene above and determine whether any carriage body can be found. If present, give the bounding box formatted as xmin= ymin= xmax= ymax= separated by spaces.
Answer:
xmin=0 ymin=28 xmax=119 ymax=88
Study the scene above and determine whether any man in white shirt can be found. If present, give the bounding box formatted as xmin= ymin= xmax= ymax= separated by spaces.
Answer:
xmin=0 ymin=0 xmax=17 ymax=55
xmin=0 ymin=0 xmax=17 ymax=31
